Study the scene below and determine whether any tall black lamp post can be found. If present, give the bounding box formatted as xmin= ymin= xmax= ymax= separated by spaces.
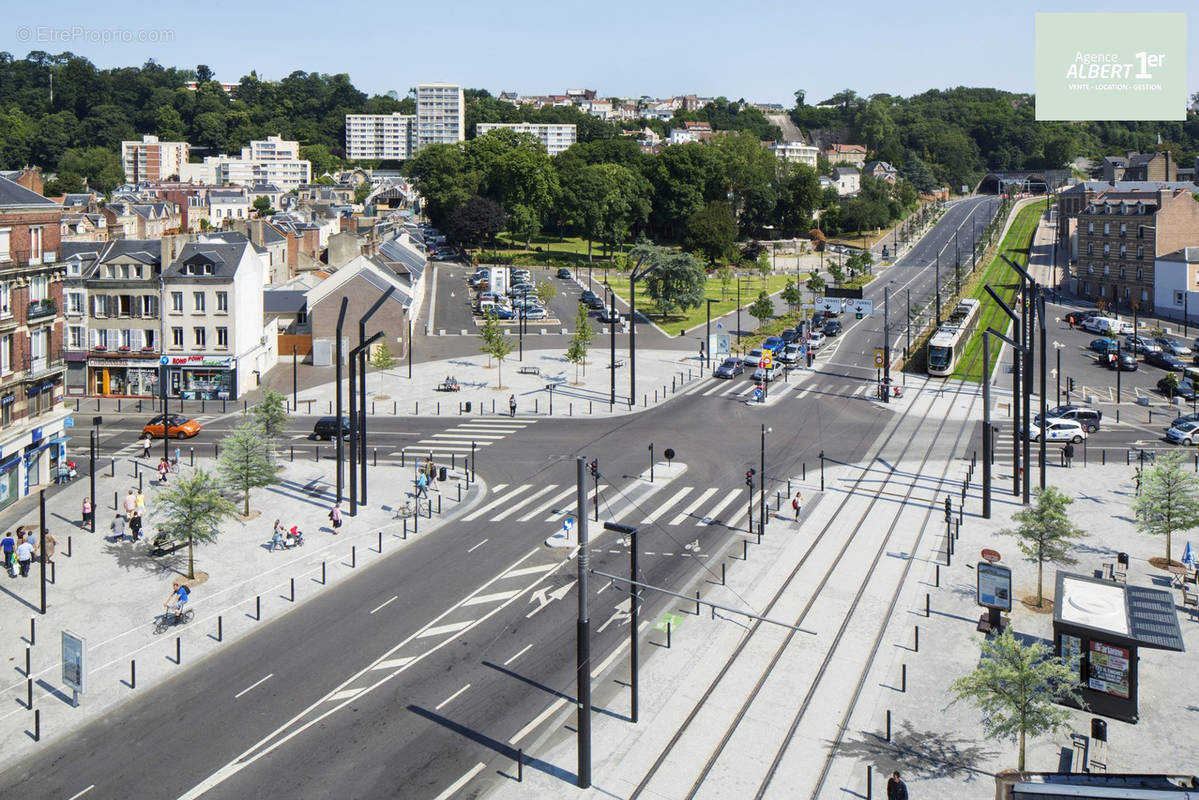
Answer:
xmin=628 ymin=257 xmax=654 ymax=406
xmin=705 ymin=298 xmax=717 ymax=369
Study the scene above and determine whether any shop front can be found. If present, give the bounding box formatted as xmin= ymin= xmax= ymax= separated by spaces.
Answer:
xmin=166 ymin=355 xmax=237 ymax=400
xmin=88 ymin=357 xmax=161 ymax=397
xmin=0 ymin=414 xmax=68 ymax=512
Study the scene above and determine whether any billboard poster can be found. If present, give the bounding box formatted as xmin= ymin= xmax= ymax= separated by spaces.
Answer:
xmin=1060 ymin=633 xmax=1083 ymax=679
xmin=1087 ymin=640 xmax=1130 ymax=698
xmin=976 ymin=562 xmax=1012 ymax=611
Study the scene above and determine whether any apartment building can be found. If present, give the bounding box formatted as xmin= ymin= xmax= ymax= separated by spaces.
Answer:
xmin=207 ymin=189 xmax=252 ymax=228
xmin=1154 ymin=246 xmax=1199 ymax=322
xmin=121 ymin=134 xmax=190 ymax=184
xmin=246 ymin=135 xmax=301 ymax=162
xmin=1072 ymin=188 xmax=1199 ymax=310
xmin=825 ymin=144 xmax=868 ymax=168
xmin=669 ymin=122 xmax=712 ymax=145
xmin=768 ymin=141 xmax=819 ymax=167
xmin=345 ymin=113 xmax=417 ymax=160
xmin=416 ymin=84 xmax=465 ymax=149
xmin=475 ymin=123 xmax=577 ymax=156
xmin=0 ymin=177 xmax=68 ymax=509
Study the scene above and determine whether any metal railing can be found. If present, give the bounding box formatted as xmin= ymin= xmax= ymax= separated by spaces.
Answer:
xmin=27 ymin=299 xmax=56 ymax=320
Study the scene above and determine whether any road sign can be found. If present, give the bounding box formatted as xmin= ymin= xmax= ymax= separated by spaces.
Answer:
xmin=752 ymin=387 xmax=763 ymax=401
xmin=711 ymin=333 xmax=730 ymax=356
xmin=850 ymin=299 xmax=874 ymax=316
xmin=873 ymin=349 xmax=885 ymax=368
xmin=817 ymin=298 xmax=843 ymax=314
xmin=825 ymin=287 xmax=864 ymax=299
xmin=980 ymin=548 xmax=1001 ymax=563
xmin=761 ymin=352 xmax=773 ymax=368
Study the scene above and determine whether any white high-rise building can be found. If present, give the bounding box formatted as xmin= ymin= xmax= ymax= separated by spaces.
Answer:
xmin=345 ymin=113 xmax=417 ymax=160
xmin=176 ymin=135 xmax=311 ymax=189
xmin=246 ymin=135 xmax=301 ymax=162
xmin=475 ymin=123 xmax=577 ymax=156
xmin=121 ymin=134 xmax=190 ymax=183
xmin=416 ymin=83 xmax=465 ymax=149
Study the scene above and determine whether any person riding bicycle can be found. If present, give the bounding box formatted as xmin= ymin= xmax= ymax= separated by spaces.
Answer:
xmin=164 ymin=581 xmax=190 ymax=621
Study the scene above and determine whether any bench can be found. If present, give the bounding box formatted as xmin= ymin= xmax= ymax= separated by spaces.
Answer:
xmin=150 ymin=536 xmax=185 ymax=556
xmin=437 ymin=381 xmax=461 ymax=392
xmin=517 ymin=366 xmax=541 ymax=375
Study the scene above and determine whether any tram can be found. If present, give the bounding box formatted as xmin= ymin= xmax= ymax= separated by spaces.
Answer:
xmin=927 ymin=298 xmax=981 ymax=377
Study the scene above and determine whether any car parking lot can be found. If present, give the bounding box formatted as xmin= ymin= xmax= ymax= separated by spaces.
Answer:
xmin=432 ymin=264 xmax=604 ymax=334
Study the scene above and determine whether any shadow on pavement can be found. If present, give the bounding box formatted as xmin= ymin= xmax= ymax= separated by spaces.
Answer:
xmin=833 ymin=719 xmax=998 ymax=782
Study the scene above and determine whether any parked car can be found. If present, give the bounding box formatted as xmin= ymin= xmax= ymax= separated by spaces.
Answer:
xmin=491 ymin=306 xmax=516 ymax=320
xmin=1124 ymin=334 xmax=1162 ymax=354
xmin=1166 ymin=420 xmax=1199 ymax=446
xmin=556 ymin=268 xmax=573 ymax=279
xmin=508 ymin=282 xmax=536 ymax=297
xmin=752 ymin=364 xmax=783 ymax=382
xmin=746 ymin=348 xmax=766 ymax=366
xmin=713 ymin=358 xmax=744 ymax=379
xmin=806 ymin=332 xmax=826 ymax=351
xmin=1089 ymin=337 xmax=1120 ymax=354
xmin=810 ymin=312 xmax=826 ymax=330
xmin=1156 ymin=337 xmax=1193 ymax=357
xmin=780 ymin=343 xmax=802 ymax=363
xmin=823 ymin=318 xmax=843 ymax=336
xmin=1145 ymin=351 xmax=1185 ymax=371
xmin=1172 ymin=411 xmax=1199 ymax=429
xmin=312 ymin=416 xmax=351 ymax=441
xmin=143 ymin=414 xmax=202 ymax=439
xmin=1064 ymin=309 xmax=1099 ymax=326
xmin=1159 ymin=376 xmax=1199 ymax=400
xmin=1035 ymin=405 xmax=1103 ymax=433
xmin=1109 ymin=352 xmax=1138 ymax=371
xmin=1025 ymin=418 xmax=1086 ymax=443
xmin=780 ymin=329 xmax=800 ymax=345
xmin=580 ymin=291 xmax=604 ymax=310
xmin=761 ymin=337 xmax=786 ymax=356
xmin=523 ymin=306 xmax=548 ymax=321
xmin=598 ymin=308 xmax=624 ymax=325
xmin=1080 ymin=317 xmax=1116 ymax=334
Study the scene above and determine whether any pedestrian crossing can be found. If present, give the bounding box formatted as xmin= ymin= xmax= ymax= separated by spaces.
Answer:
xmin=399 ymin=418 xmax=539 ymax=462
xmin=697 ymin=377 xmax=874 ymax=400
xmin=108 ymin=416 xmax=218 ymax=457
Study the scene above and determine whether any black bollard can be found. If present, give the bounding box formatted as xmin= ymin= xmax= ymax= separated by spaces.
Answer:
xmin=914 ymin=625 xmax=919 ymax=652
xmin=27 ymin=677 xmax=32 ymax=708
xmin=34 ymin=708 xmax=40 ymax=741
xmin=925 ymin=593 xmax=930 ymax=617
xmin=30 ymin=617 xmax=35 ymax=646
xmin=218 ymin=615 xmax=223 ymax=642
xmin=130 ymin=660 xmax=136 ymax=690
xmin=175 ymin=636 xmax=181 ymax=665
xmin=378 ymin=530 xmax=382 ymax=553
xmin=255 ymin=595 xmax=261 ymax=620
xmin=901 ymin=663 xmax=906 ymax=692
xmin=290 ymin=577 xmax=295 ymax=602
xmin=885 ymin=710 xmax=891 ymax=742
xmin=351 ymin=546 xmax=356 ymax=568
xmin=321 ymin=561 xmax=326 ymax=584
xmin=666 ymin=620 xmax=672 ymax=648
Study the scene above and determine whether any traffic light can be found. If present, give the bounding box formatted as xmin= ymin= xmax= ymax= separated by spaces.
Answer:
xmin=588 ymin=459 xmax=599 ymax=479
xmin=944 ymin=496 xmax=952 ymax=523
xmin=1068 ymin=377 xmax=1075 ymax=393
xmin=855 ymin=311 xmax=863 ymax=319
xmin=745 ymin=468 xmax=756 ymax=487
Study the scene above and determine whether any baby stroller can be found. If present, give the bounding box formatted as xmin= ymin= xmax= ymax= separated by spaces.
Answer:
xmin=286 ymin=525 xmax=304 ymax=548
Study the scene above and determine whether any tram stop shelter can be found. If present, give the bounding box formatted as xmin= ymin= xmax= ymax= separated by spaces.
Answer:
xmin=1052 ymin=572 xmax=1185 ymax=724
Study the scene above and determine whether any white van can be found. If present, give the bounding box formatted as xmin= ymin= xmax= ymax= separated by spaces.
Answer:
xmin=1084 ymin=317 xmax=1127 ymax=335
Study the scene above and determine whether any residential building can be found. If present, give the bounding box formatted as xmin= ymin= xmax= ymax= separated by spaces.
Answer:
xmin=100 ymin=200 xmax=182 ymax=240
xmin=1154 ymin=246 xmax=1199 ymax=322
xmin=160 ymin=234 xmax=273 ymax=398
xmin=346 ymin=112 xmax=418 ymax=160
xmin=416 ymin=84 xmax=466 ymax=149
xmin=246 ymin=135 xmax=301 ymax=162
xmin=306 ymin=254 xmax=412 ymax=367
xmin=60 ymin=213 xmax=108 ymax=242
xmin=264 ymin=272 xmax=324 ymax=357
xmin=669 ymin=121 xmax=713 ymax=145
xmin=1072 ymin=188 xmax=1199 ymax=309
xmin=1100 ymin=155 xmax=1129 ymax=182
xmin=825 ymin=143 xmax=868 ymax=168
xmin=1123 ymin=151 xmax=1176 ymax=182
xmin=206 ymin=189 xmax=252 ymax=228
xmin=0 ymin=168 xmax=44 ymax=196
xmin=475 ymin=123 xmax=577 ymax=156
xmin=864 ymin=161 xmax=899 ymax=183
xmin=121 ymin=134 xmax=190 ymax=184
xmin=0 ymin=177 xmax=69 ymax=510
xmin=831 ymin=167 xmax=861 ymax=197
xmin=768 ymin=141 xmax=819 ymax=167
xmin=1057 ymin=181 xmax=1199 ymax=257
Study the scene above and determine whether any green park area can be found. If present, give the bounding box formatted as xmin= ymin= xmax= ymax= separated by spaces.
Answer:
xmin=951 ymin=199 xmax=1047 ymax=382
xmin=492 ymin=233 xmax=611 ymax=258
xmin=602 ymin=273 xmax=795 ymax=336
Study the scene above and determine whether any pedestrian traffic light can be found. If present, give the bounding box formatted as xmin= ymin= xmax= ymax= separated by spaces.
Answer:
xmin=745 ymin=468 xmax=756 ymax=487
xmin=1068 ymin=377 xmax=1075 ymax=393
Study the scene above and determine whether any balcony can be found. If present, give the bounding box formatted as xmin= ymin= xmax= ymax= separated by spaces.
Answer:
xmin=0 ymin=250 xmax=59 ymax=268
xmin=27 ymin=299 xmax=56 ymax=320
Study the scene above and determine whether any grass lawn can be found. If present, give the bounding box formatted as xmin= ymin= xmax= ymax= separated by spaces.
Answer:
xmin=951 ymin=199 xmax=1047 ymax=382
xmin=601 ymin=273 xmax=796 ymax=336
xmin=493 ymin=233 xmax=623 ymax=258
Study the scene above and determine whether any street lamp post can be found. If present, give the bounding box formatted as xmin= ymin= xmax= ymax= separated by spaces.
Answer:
xmin=608 ymin=289 xmax=617 ymax=406
xmin=759 ymin=425 xmax=769 ymax=540
xmin=1054 ymin=342 xmax=1063 ymax=405
xmin=935 ymin=251 xmax=942 ymax=326
xmin=705 ymin=298 xmax=717 ymax=370
xmin=628 ymin=257 xmax=653 ymax=406
xmin=292 ymin=345 xmax=298 ymax=410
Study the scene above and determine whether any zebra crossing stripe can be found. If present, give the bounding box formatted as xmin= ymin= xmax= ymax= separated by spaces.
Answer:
xmin=546 ymin=483 xmax=606 ymax=521
xmin=668 ymin=487 xmax=719 ymax=525
xmin=490 ymin=484 xmax=561 ymax=521
xmin=700 ymin=490 xmax=742 ymax=525
xmin=461 ymin=485 xmax=535 ymax=521
xmin=430 ymin=433 xmax=506 ymax=440
xmin=642 ymin=487 xmax=693 ymax=524
xmin=468 ymin=418 xmax=535 ymax=425
xmin=700 ymin=381 xmax=727 ymax=397
xmin=516 ymin=485 xmax=578 ymax=521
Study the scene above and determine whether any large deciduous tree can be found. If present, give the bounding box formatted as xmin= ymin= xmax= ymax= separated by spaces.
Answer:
xmin=683 ymin=201 xmax=738 ymax=266
xmin=446 ymin=195 xmax=507 ymax=248
xmin=636 ymin=245 xmax=706 ymax=319
xmin=1133 ymin=450 xmax=1199 ymax=564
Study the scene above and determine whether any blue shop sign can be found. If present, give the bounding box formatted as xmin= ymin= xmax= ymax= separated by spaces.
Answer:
xmin=31 ymin=427 xmax=43 ymax=443
xmin=64 ymin=417 xmax=74 ymax=427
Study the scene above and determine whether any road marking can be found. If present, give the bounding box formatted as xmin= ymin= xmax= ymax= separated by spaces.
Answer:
xmin=669 ymin=487 xmax=718 ymax=525
xmin=467 ymin=539 xmax=489 ymax=553
xmin=371 ymin=657 xmax=414 ymax=670
xmin=700 ymin=489 xmax=742 ymax=525
xmin=701 ymin=381 xmax=727 ymax=396
xmin=369 ymin=596 xmax=398 ymax=615
xmin=469 ymin=418 xmax=533 ymax=425
xmin=432 ymin=433 xmax=507 ymax=440
xmin=234 ymin=673 xmax=274 ymax=699
xmin=415 ymin=439 xmax=492 ymax=447
xmin=795 ymin=389 xmax=810 ymax=400
xmin=67 ymin=786 xmax=95 ymax=800
xmin=505 ymin=563 xmax=556 ymax=579
xmin=515 ymin=485 xmax=579 ymax=521
xmin=418 ymin=620 xmax=474 ymax=638
xmin=461 ymin=485 xmax=533 ymax=521
xmin=642 ymin=487 xmax=693 ymax=524
xmin=433 ymin=763 xmax=486 ymax=800
xmin=462 ymin=589 xmax=521 ymax=606
xmin=435 ymin=683 xmax=471 ymax=711
xmin=511 ymin=697 xmax=568 ymax=745
xmin=491 ymin=484 xmax=508 ymax=493
xmin=327 ymin=688 xmax=363 ymax=702
xmin=546 ymin=483 xmax=607 ymax=520
xmin=503 ymin=643 xmax=533 ymax=666
xmin=452 ymin=424 xmax=526 ymax=432
xmin=490 ymin=484 xmax=560 ymax=521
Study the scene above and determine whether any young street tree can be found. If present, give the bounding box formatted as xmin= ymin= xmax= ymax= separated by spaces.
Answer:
xmin=717 ymin=265 xmax=734 ymax=300
xmin=250 ymin=389 xmax=290 ymax=444
xmin=536 ymin=281 xmax=558 ymax=308
xmin=950 ymin=628 xmax=1083 ymax=772
xmin=369 ymin=340 xmax=398 ymax=395
xmin=565 ymin=303 xmax=592 ymax=383
xmin=781 ymin=280 xmax=803 ymax=312
xmin=1002 ymin=486 xmax=1085 ymax=608
xmin=218 ymin=420 xmax=279 ymax=517
xmin=479 ymin=309 xmax=514 ymax=388
xmin=805 ymin=271 xmax=826 ymax=295
xmin=1133 ymin=450 xmax=1199 ymax=564
xmin=153 ymin=469 xmax=236 ymax=579
xmin=747 ymin=291 xmax=775 ymax=326
xmin=827 ymin=259 xmax=845 ymax=285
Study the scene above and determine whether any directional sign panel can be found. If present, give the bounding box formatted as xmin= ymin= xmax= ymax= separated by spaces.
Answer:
xmin=816 ymin=298 xmax=844 ymax=313
xmin=850 ymin=299 xmax=874 ymax=316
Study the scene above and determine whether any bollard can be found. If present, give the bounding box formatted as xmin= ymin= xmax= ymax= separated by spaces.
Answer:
xmin=255 ymin=595 xmax=261 ymax=620
xmin=218 ymin=615 xmax=223 ymax=642
xmin=394 ymin=401 xmax=397 ymax=415
xmin=378 ymin=530 xmax=383 ymax=553
xmin=590 ymin=401 xmax=593 ymax=414
xmin=34 ymin=708 xmax=40 ymax=741
xmin=901 ymin=663 xmax=906 ymax=692
xmin=458 ymin=483 xmax=462 ymax=503
xmin=373 ymin=448 xmax=377 ymax=467
xmin=291 ymin=445 xmax=294 ymax=462
xmin=402 ymin=451 xmax=406 ymax=468
xmin=437 ymin=402 xmax=440 ymax=415
xmin=214 ymin=443 xmax=219 ymax=458
xmin=866 ymin=765 xmax=872 ymax=799
xmin=742 ymin=539 xmax=748 ymax=560
xmin=403 ymin=518 xmax=408 ymax=539
xmin=351 ymin=546 xmax=356 ymax=568
xmin=190 ymin=448 xmax=194 ymax=466
xmin=1103 ymin=449 xmax=1106 ymax=466
xmin=925 ymin=593 xmax=930 ymax=617
xmin=885 ymin=709 xmax=891 ymax=742
xmin=176 ymin=636 xmax=181 ymax=665
xmin=935 ymin=564 xmax=940 ymax=587
xmin=722 ymin=563 xmax=726 ymax=585
xmin=1117 ymin=409 xmax=1120 ymax=423
xmin=130 ymin=660 xmax=136 ymax=690
xmin=695 ymin=591 xmax=701 ymax=615
xmin=518 ymin=748 xmax=523 ymax=782
xmin=666 ymin=620 xmax=672 ymax=648
xmin=290 ymin=577 xmax=295 ymax=602
xmin=322 ymin=561 xmax=326 ymax=584
xmin=113 ymin=490 xmax=118 ymax=510
xmin=802 ymin=463 xmax=806 ymax=481
xmin=27 ymin=677 xmax=32 ymax=707
xmin=569 ymin=402 xmax=572 ymax=416
xmin=25 ymin=647 xmax=31 ymax=676
xmin=655 ymin=389 xmax=658 ymax=402
xmin=30 ymin=617 xmax=35 ymax=646
xmin=316 ymin=447 xmax=320 ymax=463
xmin=438 ymin=495 xmax=442 ymax=515
xmin=914 ymin=625 xmax=919 ymax=653
xmin=372 ymin=402 xmax=376 ymax=415
xmin=110 ymin=458 xmax=115 ymax=477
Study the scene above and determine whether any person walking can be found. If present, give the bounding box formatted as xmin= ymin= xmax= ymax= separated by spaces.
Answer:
xmin=509 ymin=394 xmax=517 ymax=417
xmin=81 ymin=496 xmax=93 ymax=529
xmin=41 ymin=530 xmax=56 ymax=565
xmin=135 ymin=488 xmax=146 ymax=516
xmin=110 ymin=513 xmax=126 ymax=543
xmin=1064 ymin=441 xmax=1075 ymax=468
xmin=887 ymin=771 xmax=908 ymax=800
xmin=157 ymin=457 xmax=170 ymax=484
xmin=15 ymin=535 xmax=34 ymax=578
xmin=129 ymin=510 xmax=143 ymax=542
xmin=141 ymin=434 xmax=152 ymax=459
xmin=123 ymin=489 xmax=137 ymax=518
xmin=1134 ymin=466 xmax=1142 ymax=496
xmin=1 ymin=531 xmax=15 ymax=578
xmin=328 ymin=503 xmax=343 ymax=534
xmin=415 ymin=470 xmax=429 ymax=500
xmin=792 ymin=491 xmax=803 ymax=521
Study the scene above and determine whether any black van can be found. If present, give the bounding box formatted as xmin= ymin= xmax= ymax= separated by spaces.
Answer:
xmin=312 ymin=416 xmax=351 ymax=440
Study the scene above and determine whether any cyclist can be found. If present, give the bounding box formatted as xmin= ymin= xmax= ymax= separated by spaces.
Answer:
xmin=164 ymin=581 xmax=190 ymax=622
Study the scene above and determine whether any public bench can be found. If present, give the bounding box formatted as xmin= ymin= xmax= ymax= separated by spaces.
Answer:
xmin=517 ymin=366 xmax=541 ymax=375
xmin=437 ymin=380 xmax=461 ymax=392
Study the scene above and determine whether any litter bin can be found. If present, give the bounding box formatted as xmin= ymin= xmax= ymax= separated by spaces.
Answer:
xmin=438 ymin=466 xmax=447 ymax=482
xmin=1091 ymin=718 xmax=1107 ymax=742
xmin=465 ymin=401 xmax=472 ymax=413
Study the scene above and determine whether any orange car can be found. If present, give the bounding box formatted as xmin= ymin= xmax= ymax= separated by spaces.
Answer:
xmin=142 ymin=414 xmax=202 ymax=439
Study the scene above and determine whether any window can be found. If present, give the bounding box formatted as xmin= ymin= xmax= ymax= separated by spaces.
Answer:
xmin=68 ymin=326 xmax=83 ymax=349
xmin=29 ymin=276 xmax=48 ymax=302
xmin=120 ymin=329 xmax=132 ymax=349
xmin=1087 ymin=264 xmax=1094 ymax=275
xmin=1119 ymin=267 xmax=1126 ymax=279
xmin=1175 ymin=291 xmax=1185 ymax=306
xmin=1142 ymin=288 xmax=1150 ymax=303
xmin=0 ymin=334 xmax=11 ymax=375
xmin=1102 ymin=243 xmax=1109 ymax=256
xmin=144 ymin=329 xmax=155 ymax=349
xmin=95 ymin=329 xmax=108 ymax=349
xmin=1120 ymin=223 xmax=1127 ymax=237
xmin=0 ymin=283 xmax=11 ymax=317
xmin=67 ymin=292 xmax=83 ymax=315
xmin=216 ymin=327 xmax=228 ymax=348
xmin=1087 ymin=222 xmax=1094 ymax=234
xmin=295 ymin=308 xmax=308 ymax=325
xmin=216 ymin=291 xmax=228 ymax=312
xmin=1087 ymin=243 xmax=1094 ymax=256
xmin=29 ymin=227 xmax=42 ymax=261
xmin=193 ymin=292 xmax=205 ymax=312
xmin=171 ymin=291 xmax=183 ymax=312
xmin=1099 ymin=284 xmax=1107 ymax=298
xmin=1 ymin=398 xmax=10 ymax=428
xmin=1137 ymin=246 xmax=1144 ymax=259
xmin=140 ymin=295 xmax=157 ymax=317
xmin=194 ymin=327 xmax=206 ymax=347
xmin=118 ymin=295 xmax=131 ymax=317
xmin=1136 ymin=268 xmax=1144 ymax=281
xmin=0 ymin=228 xmax=9 ymax=262
xmin=1119 ymin=245 xmax=1126 ymax=258
xmin=1103 ymin=264 xmax=1110 ymax=276
xmin=171 ymin=327 xmax=183 ymax=348
xmin=134 ymin=265 xmax=143 ymax=279
xmin=68 ymin=260 xmax=80 ymax=276
xmin=1103 ymin=223 xmax=1110 ymax=235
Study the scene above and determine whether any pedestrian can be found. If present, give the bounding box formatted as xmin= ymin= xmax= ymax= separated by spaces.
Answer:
xmin=887 ymin=771 xmax=908 ymax=800
xmin=329 ymin=502 xmax=342 ymax=534
xmin=1068 ymin=317 xmax=1075 ymax=330
xmin=157 ymin=456 xmax=170 ymax=484
xmin=141 ymin=434 xmax=152 ymax=459
xmin=792 ymin=491 xmax=803 ymax=521
xmin=81 ymin=496 xmax=93 ymax=528
xmin=110 ymin=513 xmax=126 ymax=542
xmin=123 ymin=489 xmax=137 ymax=518
xmin=41 ymin=531 xmax=56 ymax=564
xmin=1 ymin=531 xmax=15 ymax=577
xmin=1134 ymin=467 xmax=1142 ymax=496
xmin=135 ymin=488 xmax=146 ymax=516
xmin=15 ymin=535 xmax=33 ymax=577
xmin=415 ymin=470 xmax=429 ymax=499
xmin=129 ymin=510 xmax=143 ymax=542
xmin=509 ymin=394 xmax=517 ymax=417
xmin=1064 ymin=442 xmax=1075 ymax=468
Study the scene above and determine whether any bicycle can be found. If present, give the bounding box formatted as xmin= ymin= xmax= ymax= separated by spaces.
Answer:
xmin=153 ymin=607 xmax=195 ymax=634
xmin=394 ymin=498 xmax=431 ymax=519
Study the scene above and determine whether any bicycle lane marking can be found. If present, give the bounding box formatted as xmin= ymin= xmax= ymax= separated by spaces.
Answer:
xmin=177 ymin=548 xmax=566 ymax=800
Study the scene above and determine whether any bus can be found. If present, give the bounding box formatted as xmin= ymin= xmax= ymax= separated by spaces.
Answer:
xmin=927 ymin=298 xmax=981 ymax=377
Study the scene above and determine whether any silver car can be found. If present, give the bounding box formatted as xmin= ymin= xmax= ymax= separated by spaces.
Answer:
xmin=1155 ymin=337 xmax=1192 ymax=357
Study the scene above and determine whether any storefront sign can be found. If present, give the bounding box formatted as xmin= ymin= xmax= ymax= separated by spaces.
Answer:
xmin=30 ymin=427 xmax=43 ymax=444
xmin=170 ymin=356 xmax=233 ymax=367
xmin=1088 ymin=641 xmax=1131 ymax=698
xmin=87 ymin=358 xmax=161 ymax=368
xmin=976 ymin=562 xmax=1012 ymax=611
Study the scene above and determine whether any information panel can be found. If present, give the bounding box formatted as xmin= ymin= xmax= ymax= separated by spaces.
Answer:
xmin=976 ymin=562 xmax=1012 ymax=611
xmin=1088 ymin=640 xmax=1131 ymax=698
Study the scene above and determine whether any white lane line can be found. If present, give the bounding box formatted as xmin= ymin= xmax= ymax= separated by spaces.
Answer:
xmin=642 ymin=487 xmax=693 ymax=524
xmin=417 ymin=620 xmax=474 ymax=638
xmin=327 ymin=688 xmax=363 ymax=702
xmin=370 ymin=596 xmax=398 ymax=615
xmin=700 ymin=489 xmax=742 ymax=525
xmin=371 ymin=657 xmax=414 ymax=670
xmin=435 ymin=683 xmax=471 ymax=711
xmin=432 ymin=433 xmax=507 ymax=440
xmin=234 ymin=673 xmax=275 ymax=699
xmin=490 ymin=484 xmax=560 ymax=521
xmin=461 ymin=485 xmax=534 ymax=521
xmin=504 ymin=563 xmax=556 ymax=579
xmin=515 ymin=485 xmax=577 ymax=521
xmin=67 ymin=786 xmax=95 ymax=800
xmin=469 ymin=418 xmax=534 ymax=425
xmin=452 ymin=424 xmax=526 ymax=431
xmin=467 ymin=539 xmax=489 ymax=553
xmin=511 ymin=697 xmax=568 ymax=745
xmin=462 ymin=590 xmax=521 ymax=607
xmin=795 ymin=389 xmax=810 ymax=400
xmin=668 ymin=487 xmax=718 ymax=525
xmin=433 ymin=763 xmax=486 ymax=800
xmin=503 ymin=643 xmax=533 ymax=666
xmin=491 ymin=484 xmax=508 ymax=493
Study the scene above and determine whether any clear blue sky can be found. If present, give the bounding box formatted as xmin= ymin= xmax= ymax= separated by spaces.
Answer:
xmin=3 ymin=1 xmax=1196 ymax=104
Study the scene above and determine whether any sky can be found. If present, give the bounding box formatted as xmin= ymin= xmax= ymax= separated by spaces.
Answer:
xmin=2 ymin=0 xmax=1197 ymax=105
